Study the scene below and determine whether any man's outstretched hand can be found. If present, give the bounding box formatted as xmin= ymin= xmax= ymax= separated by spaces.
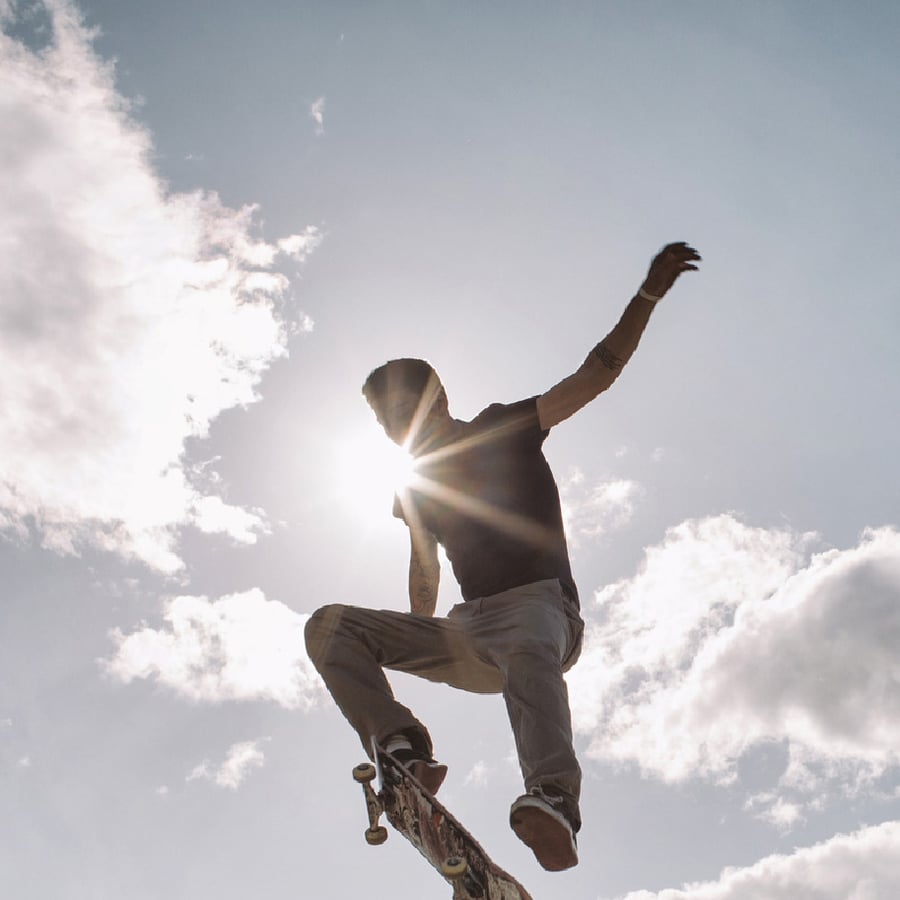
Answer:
xmin=641 ymin=241 xmax=701 ymax=299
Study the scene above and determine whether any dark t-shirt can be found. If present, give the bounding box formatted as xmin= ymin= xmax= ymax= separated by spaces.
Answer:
xmin=394 ymin=397 xmax=578 ymax=606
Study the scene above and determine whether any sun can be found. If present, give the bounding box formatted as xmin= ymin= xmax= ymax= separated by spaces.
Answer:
xmin=334 ymin=425 xmax=417 ymax=525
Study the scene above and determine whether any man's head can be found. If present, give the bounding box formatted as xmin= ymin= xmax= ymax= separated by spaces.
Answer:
xmin=362 ymin=358 xmax=449 ymax=450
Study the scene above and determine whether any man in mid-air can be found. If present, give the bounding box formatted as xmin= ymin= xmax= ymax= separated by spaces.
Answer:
xmin=305 ymin=242 xmax=701 ymax=871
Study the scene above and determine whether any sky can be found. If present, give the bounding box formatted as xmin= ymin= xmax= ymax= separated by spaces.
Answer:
xmin=2 ymin=1 xmax=899 ymax=898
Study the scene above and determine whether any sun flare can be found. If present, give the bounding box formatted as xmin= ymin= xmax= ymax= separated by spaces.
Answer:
xmin=335 ymin=427 xmax=417 ymax=524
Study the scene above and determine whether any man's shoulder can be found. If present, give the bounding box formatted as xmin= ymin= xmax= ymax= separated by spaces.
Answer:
xmin=466 ymin=396 xmax=547 ymax=444
xmin=469 ymin=396 xmax=540 ymax=427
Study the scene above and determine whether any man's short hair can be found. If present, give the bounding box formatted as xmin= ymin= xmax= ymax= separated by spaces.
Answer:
xmin=362 ymin=358 xmax=444 ymax=416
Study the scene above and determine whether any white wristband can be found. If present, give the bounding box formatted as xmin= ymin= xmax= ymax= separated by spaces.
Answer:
xmin=638 ymin=287 xmax=663 ymax=303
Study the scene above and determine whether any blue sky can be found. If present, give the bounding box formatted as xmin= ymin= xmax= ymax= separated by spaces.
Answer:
xmin=2 ymin=2 xmax=899 ymax=898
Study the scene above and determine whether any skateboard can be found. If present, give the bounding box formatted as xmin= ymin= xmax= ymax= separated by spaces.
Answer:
xmin=352 ymin=744 xmax=532 ymax=899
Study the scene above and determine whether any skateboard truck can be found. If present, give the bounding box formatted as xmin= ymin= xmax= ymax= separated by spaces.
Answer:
xmin=353 ymin=763 xmax=469 ymax=881
xmin=352 ymin=762 xmax=475 ymax=887
xmin=352 ymin=746 xmax=531 ymax=899
xmin=352 ymin=762 xmax=388 ymax=845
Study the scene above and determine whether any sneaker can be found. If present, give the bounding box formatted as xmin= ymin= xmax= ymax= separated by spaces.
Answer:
xmin=509 ymin=788 xmax=579 ymax=871
xmin=389 ymin=747 xmax=448 ymax=796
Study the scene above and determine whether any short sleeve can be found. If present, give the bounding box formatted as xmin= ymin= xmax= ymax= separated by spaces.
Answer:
xmin=472 ymin=397 xmax=547 ymax=447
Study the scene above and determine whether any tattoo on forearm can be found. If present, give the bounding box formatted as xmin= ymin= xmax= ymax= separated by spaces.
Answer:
xmin=409 ymin=553 xmax=437 ymax=615
xmin=593 ymin=341 xmax=625 ymax=372
xmin=411 ymin=581 xmax=436 ymax=615
xmin=411 ymin=590 xmax=435 ymax=616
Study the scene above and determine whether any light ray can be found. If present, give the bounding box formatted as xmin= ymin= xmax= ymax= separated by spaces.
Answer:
xmin=414 ymin=410 xmax=537 ymax=466
xmin=403 ymin=397 xmax=555 ymax=547
xmin=402 ymin=373 xmax=448 ymax=453
xmin=400 ymin=473 xmax=556 ymax=549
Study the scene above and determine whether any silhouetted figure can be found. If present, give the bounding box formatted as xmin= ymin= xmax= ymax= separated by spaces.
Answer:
xmin=306 ymin=242 xmax=701 ymax=871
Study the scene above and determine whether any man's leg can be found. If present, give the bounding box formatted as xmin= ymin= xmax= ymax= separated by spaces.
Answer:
xmin=504 ymin=646 xmax=581 ymax=814
xmin=458 ymin=580 xmax=584 ymax=870
xmin=304 ymin=603 xmax=501 ymax=761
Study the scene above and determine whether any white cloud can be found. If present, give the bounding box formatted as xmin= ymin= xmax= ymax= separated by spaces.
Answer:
xmin=616 ymin=820 xmax=900 ymax=900
xmin=277 ymin=230 xmax=320 ymax=262
xmin=191 ymin=495 xmax=267 ymax=544
xmin=744 ymin=792 xmax=805 ymax=832
xmin=464 ymin=760 xmax=489 ymax=788
xmin=103 ymin=588 xmax=325 ymax=710
xmin=560 ymin=467 xmax=644 ymax=546
xmin=309 ymin=96 xmax=325 ymax=136
xmin=568 ymin=517 xmax=900 ymax=810
xmin=188 ymin=739 xmax=268 ymax=790
xmin=0 ymin=2 xmax=320 ymax=571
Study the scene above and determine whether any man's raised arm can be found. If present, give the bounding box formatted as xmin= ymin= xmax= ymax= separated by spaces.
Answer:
xmin=536 ymin=242 xmax=701 ymax=430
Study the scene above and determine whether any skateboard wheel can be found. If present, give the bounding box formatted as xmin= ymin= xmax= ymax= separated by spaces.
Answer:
xmin=365 ymin=826 xmax=388 ymax=845
xmin=440 ymin=856 xmax=468 ymax=879
xmin=353 ymin=763 xmax=377 ymax=783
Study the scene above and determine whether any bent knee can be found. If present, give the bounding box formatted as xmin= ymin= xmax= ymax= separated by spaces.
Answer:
xmin=303 ymin=604 xmax=348 ymax=660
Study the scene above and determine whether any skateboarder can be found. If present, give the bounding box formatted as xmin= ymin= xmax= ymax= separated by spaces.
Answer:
xmin=305 ymin=242 xmax=701 ymax=871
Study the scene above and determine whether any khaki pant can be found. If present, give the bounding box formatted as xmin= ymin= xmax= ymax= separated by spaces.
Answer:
xmin=304 ymin=578 xmax=584 ymax=826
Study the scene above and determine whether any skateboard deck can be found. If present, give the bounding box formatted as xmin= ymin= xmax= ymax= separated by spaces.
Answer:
xmin=352 ymin=744 xmax=532 ymax=899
